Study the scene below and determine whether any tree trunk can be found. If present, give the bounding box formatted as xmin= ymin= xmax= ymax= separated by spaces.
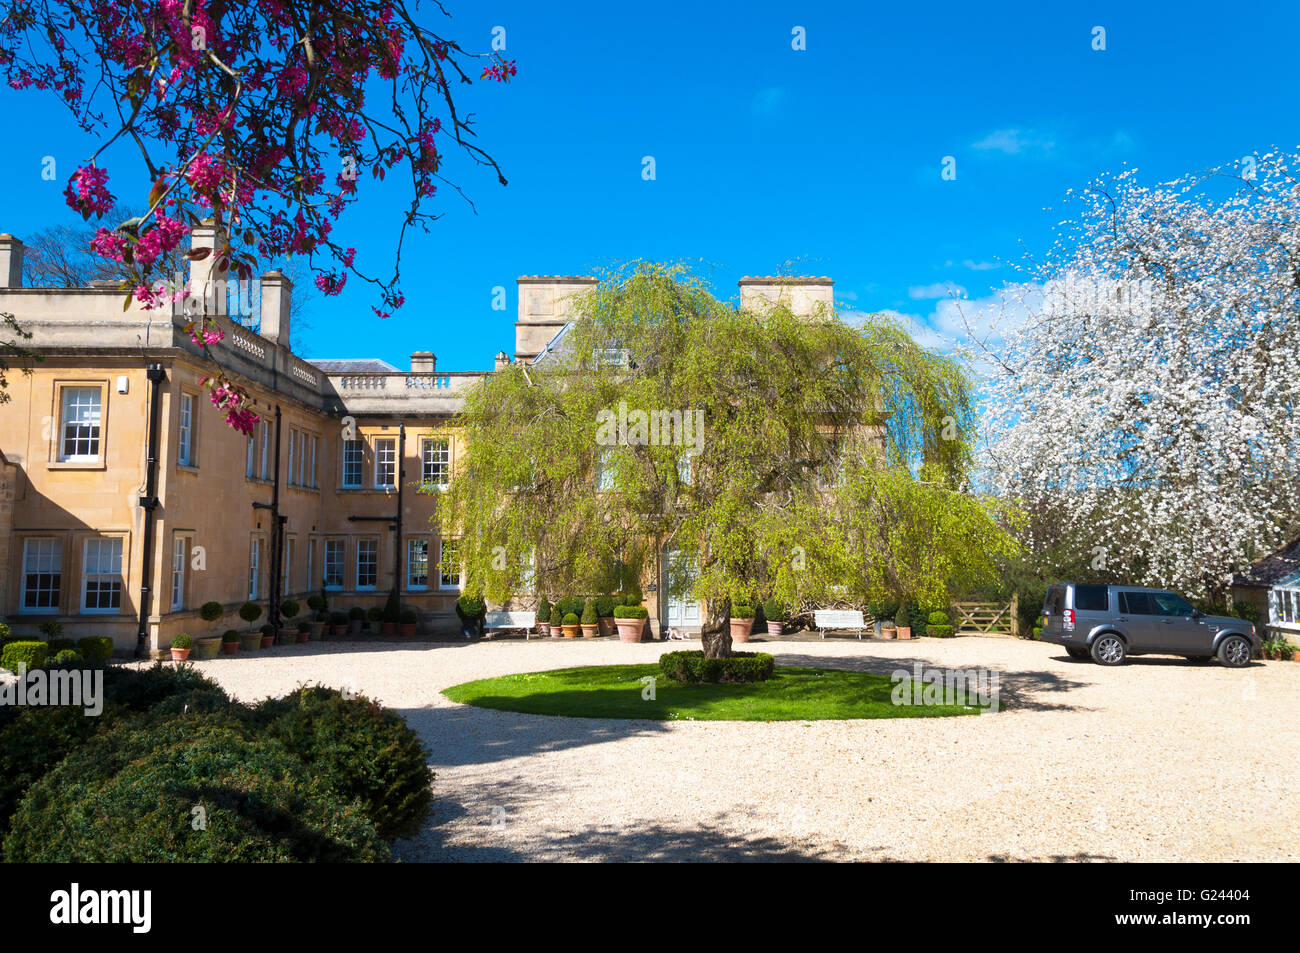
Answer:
xmin=700 ymin=602 xmax=732 ymax=658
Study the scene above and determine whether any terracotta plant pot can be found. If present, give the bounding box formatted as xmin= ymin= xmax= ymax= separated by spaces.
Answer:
xmin=221 ymin=640 xmax=239 ymax=656
xmin=597 ymin=616 xmax=616 ymax=637
xmin=331 ymin=624 xmax=347 ymax=636
xmin=766 ymin=621 xmax=784 ymax=637
xmin=348 ymin=620 xmax=363 ymax=636
xmin=170 ymin=647 xmax=191 ymax=662
xmin=548 ymin=623 xmax=562 ymax=638
xmin=275 ymin=630 xmax=296 ymax=646
xmin=896 ymin=626 xmax=912 ymax=640
xmin=881 ymin=627 xmax=897 ymax=640
xmin=729 ymin=618 xmax=754 ymax=644
xmin=562 ymin=624 xmax=580 ymax=639
xmin=382 ymin=622 xmax=399 ymax=635
xmin=296 ymin=630 xmax=310 ymax=643
xmin=239 ymin=633 xmax=261 ymax=652
xmin=400 ymin=623 xmax=417 ymax=636
xmin=194 ymin=636 xmax=221 ymax=659
xmin=260 ymin=635 xmax=275 ymax=650
xmin=310 ymin=621 xmax=325 ymax=640
xmin=581 ymin=624 xmax=599 ymax=638
xmin=616 ymin=619 xmax=644 ymax=643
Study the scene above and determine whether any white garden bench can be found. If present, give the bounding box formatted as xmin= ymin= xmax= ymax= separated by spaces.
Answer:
xmin=483 ymin=610 xmax=537 ymax=640
xmin=814 ymin=609 xmax=866 ymax=640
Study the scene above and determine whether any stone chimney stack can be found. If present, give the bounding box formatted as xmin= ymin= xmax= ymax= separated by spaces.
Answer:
xmin=494 ymin=350 xmax=510 ymax=371
xmin=515 ymin=275 xmax=599 ymax=363
xmin=259 ymin=270 xmax=293 ymax=348
xmin=410 ymin=351 xmax=436 ymax=374
xmin=0 ymin=234 xmax=25 ymax=288
xmin=187 ymin=219 xmax=227 ymax=314
xmin=738 ymin=276 xmax=835 ymax=318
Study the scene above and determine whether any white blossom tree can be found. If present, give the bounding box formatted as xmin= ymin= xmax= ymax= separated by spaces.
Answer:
xmin=977 ymin=152 xmax=1300 ymax=597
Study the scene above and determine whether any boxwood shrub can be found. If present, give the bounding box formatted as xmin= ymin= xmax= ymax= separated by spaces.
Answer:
xmin=77 ymin=636 xmax=114 ymax=663
xmin=1 ymin=641 xmax=47 ymax=674
xmin=47 ymin=638 xmax=77 ymax=654
xmin=255 ymin=686 xmax=432 ymax=841
xmin=659 ymin=650 xmax=775 ymax=684
xmin=592 ymin=596 xmax=617 ymax=618
xmin=613 ymin=605 xmax=649 ymax=620
xmin=3 ymin=722 xmax=389 ymax=863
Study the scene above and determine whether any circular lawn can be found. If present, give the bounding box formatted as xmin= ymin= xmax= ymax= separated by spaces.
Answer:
xmin=442 ymin=663 xmax=994 ymax=721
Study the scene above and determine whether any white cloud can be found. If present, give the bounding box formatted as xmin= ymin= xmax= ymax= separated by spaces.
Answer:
xmin=971 ymin=128 xmax=1056 ymax=156
xmin=908 ymin=281 xmax=967 ymax=300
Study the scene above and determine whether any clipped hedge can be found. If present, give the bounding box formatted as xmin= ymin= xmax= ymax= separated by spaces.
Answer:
xmin=659 ymin=650 xmax=775 ymax=684
xmin=3 ymin=722 xmax=389 ymax=863
xmin=613 ymin=605 xmax=649 ymax=620
xmin=927 ymin=625 xmax=955 ymax=637
xmin=1 ymin=641 xmax=47 ymax=674
xmin=77 ymin=636 xmax=114 ymax=663
xmin=255 ymin=686 xmax=432 ymax=840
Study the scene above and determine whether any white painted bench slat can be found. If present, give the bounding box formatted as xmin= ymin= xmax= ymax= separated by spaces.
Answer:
xmin=814 ymin=609 xmax=866 ymax=640
xmin=484 ymin=610 xmax=537 ymax=639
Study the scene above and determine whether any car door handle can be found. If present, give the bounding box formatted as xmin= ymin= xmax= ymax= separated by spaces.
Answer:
xmin=1117 ymin=616 xmax=1128 ymax=621
xmin=1160 ymin=619 xmax=1173 ymax=624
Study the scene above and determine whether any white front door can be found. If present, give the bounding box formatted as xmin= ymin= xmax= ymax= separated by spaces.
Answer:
xmin=663 ymin=549 xmax=702 ymax=630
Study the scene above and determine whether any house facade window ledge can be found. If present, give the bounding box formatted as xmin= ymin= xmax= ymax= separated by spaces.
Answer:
xmin=46 ymin=461 xmax=107 ymax=471
xmin=176 ymin=464 xmax=200 ymax=475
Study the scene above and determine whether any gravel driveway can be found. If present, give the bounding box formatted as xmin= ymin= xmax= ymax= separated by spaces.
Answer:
xmin=183 ymin=636 xmax=1299 ymax=862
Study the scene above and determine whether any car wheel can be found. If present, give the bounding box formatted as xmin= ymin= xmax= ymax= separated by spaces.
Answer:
xmin=1216 ymin=635 xmax=1252 ymax=668
xmin=1091 ymin=634 xmax=1127 ymax=666
xmin=1066 ymin=647 xmax=1089 ymax=660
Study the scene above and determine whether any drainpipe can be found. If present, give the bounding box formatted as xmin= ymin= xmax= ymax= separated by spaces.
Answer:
xmin=269 ymin=406 xmax=283 ymax=630
xmin=135 ymin=363 xmax=167 ymax=659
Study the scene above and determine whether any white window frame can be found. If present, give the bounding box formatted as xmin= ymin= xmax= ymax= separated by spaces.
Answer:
xmin=306 ymin=538 xmax=316 ymax=592
xmin=260 ymin=423 xmax=270 ymax=480
xmin=308 ymin=434 xmax=318 ymax=488
xmin=82 ymin=537 xmax=124 ymax=614
xmin=246 ymin=432 xmax=255 ymax=478
xmin=248 ymin=537 xmax=261 ymax=600
xmin=324 ymin=539 xmax=345 ymax=590
xmin=356 ymin=538 xmax=378 ymax=590
xmin=596 ymin=448 xmax=616 ymax=491
xmin=283 ymin=536 xmax=294 ymax=595
xmin=439 ymin=539 xmax=462 ymax=591
xmin=407 ymin=538 xmax=429 ymax=591
xmin=20 ymin=538 xmax=61 ymax=614
xmin=287 ymin=429 xmax=297 ymax=485
xmin=375 ymin=437 xmax=396 ymax=490
xmin=421 ymin=437 xmax=450 ymax=489
xmin=1269 ymin=585 xmax=1300 ymax=628
xmin=178 ymin=393 xmax=194 ymax=467
xmin=59 ymin=385 xmax=103 ymax=462
xmin=342 ymin=439 xmax=363 ymax=489
xmin=171 ymin=535 xmax=187 ymax=611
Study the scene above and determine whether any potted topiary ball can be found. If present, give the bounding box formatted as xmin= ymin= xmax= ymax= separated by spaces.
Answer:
xmin=329 ymin=611 xmax=348 ymax=636
xmin=613 ymin=604 xmax=649 ymax=642
xmin=366 ymin=606 xmax=384 ymax=633
xmin=381 ymin=590 xmax=402 ymax=635
xmin=399 ymin=608 xmax=419 ymax=637
xmin=536 ymin=598 xmax=552 ymax=638
xmin=196 ymin=601 xmax=225 ymax=658
xmin=593 ymin=596 xmax=617 ymax=637
xmin=560 ymin=612 xmax=580 ymax=639
xmin=279 ymin=599 xmax=300 ymax=638
xmin=455 ymin=593 xmax=486 ymax=639
xmin=348 ymin=606 xmax=365 ymax=636
xmin=170 ymin=632 xmax=194 ymax=662
xmin=580 ymin=600 xmax=599 ymax=638
xmin=730 ymin=601 xmax=756 ymax=644
xmin=895 ymin=604 xmax=912 ymax=641
xmin=306 ymin=594 xmax=328 ymax=639
xmin=763 ymin=598 xmax=787 ymax=637
xmin=221 ymin=629 xmax=240 ymax=656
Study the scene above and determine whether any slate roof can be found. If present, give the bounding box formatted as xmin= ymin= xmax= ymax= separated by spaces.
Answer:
xmin=307 ymin=358 xmax=400 ymax=374
xmin=1232 ymin=537 xmax=1300 ymax=587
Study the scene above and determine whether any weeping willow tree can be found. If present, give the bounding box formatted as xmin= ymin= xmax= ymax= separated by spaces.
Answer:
xmin=440 ymin=263 xmax=1015 ymax=657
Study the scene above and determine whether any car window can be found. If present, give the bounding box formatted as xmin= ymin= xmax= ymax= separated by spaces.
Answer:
xmin=1120 ymin=591 xmax=1158 ymax=615
xmin=1152 ymin=591 xmax=1194 ymax=616
xmin=1073 ymin=584 xmax=1108 ymax=611
xmin=1045 ymin=586 xmax=1066 ymax=614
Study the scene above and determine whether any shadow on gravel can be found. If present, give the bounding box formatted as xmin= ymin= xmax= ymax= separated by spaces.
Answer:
xmin=769 ymin=652 xmax=1093 ymax=713
xmin=394 ymin=702 xmax=669 ymax=769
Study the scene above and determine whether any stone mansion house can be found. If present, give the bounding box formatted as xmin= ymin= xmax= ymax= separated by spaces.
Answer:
xmin=0 ymin=225 xmax=832 ymax=656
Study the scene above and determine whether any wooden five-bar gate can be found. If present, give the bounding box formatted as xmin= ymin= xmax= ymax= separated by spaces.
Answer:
xmin=951 ymin=595 xmax=1019 ymax=637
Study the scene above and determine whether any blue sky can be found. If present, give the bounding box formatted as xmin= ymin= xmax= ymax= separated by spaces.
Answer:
xmin=1 ymin=0 xmax=1297 ymax=370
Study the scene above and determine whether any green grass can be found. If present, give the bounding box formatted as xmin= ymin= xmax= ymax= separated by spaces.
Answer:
xmin=442 ymin=664 xmax=990 ymax=721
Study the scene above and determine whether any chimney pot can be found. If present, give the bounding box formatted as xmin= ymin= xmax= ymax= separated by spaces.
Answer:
xmin=0 ymin=234 xmax=25 ymax=288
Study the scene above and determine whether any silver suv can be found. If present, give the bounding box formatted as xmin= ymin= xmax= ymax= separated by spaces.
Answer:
xmin=1040 ymin=583 xmax=1257 ymax=667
